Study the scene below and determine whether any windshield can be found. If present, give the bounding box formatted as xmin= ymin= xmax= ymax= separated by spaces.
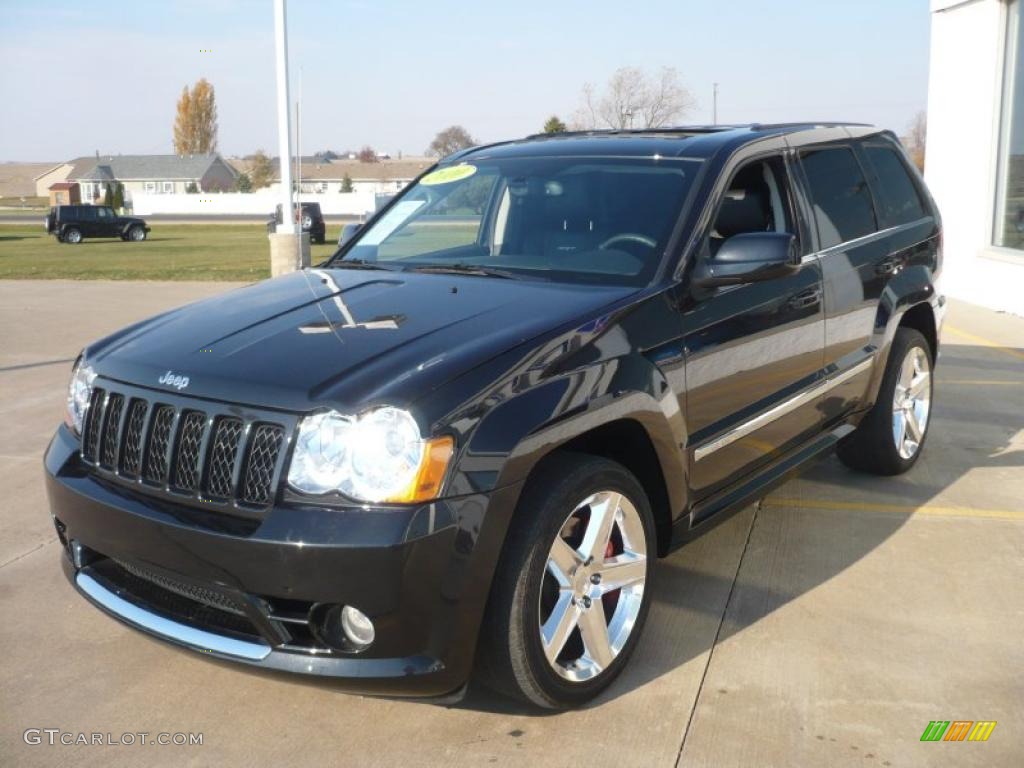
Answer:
xmin=335 ymin=156 xmax=701 ymax=285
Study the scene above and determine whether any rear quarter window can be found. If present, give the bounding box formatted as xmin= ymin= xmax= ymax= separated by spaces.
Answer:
xmin=799 ymin=147 xmax=877 ymax=250
xmin=860 ymin=143 xmax=928 ymax=228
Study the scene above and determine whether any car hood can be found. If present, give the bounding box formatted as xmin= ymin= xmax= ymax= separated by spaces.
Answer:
xmin=88 ymin=268 xmax=634 ymax=412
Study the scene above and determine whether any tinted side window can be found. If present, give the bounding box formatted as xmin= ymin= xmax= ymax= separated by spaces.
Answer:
xmin=861 ymin=143 xmax=927 ymax=228
xmin=799 ymin=147 xmax=877 ymax=249
xmin=79 ymin=207 xmax=96 ymax=221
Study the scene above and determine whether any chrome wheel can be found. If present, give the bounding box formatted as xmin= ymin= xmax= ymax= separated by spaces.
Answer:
xmin=539 ymin=490 xmax=647 ymax=682
xmin=892 ymin=346 xmax=931 ymax=459
xmin=64 ymin=228 xmax=81 ymax=243
xmin=130 ymin=226 xmax=145 ymax=241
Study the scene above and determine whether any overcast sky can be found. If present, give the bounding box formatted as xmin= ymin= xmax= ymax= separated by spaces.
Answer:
xmin=0 ymin=0 xmax=930 ymax=161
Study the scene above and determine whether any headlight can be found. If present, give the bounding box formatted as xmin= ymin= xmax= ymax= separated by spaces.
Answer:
xmin=287 ymin=407 xmax=453 ymax=504
xmin=64 ymin=358 xmax=96 ymax=435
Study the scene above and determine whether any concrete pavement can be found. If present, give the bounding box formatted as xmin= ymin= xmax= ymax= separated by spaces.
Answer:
xmin=1 ymin=280 xmax=1021 ymax=767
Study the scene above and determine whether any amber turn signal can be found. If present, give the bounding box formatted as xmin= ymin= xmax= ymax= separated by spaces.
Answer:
xmin=384 ymin=435 xmax=455 ymax=503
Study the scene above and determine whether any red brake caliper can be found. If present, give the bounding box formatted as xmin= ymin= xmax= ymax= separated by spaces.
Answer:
xmin=602 ymin=537 xmax=620 ymax=616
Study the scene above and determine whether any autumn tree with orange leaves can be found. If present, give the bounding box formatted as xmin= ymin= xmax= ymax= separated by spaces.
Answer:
xmin=173 ymin=79 xmax=218 ymax=155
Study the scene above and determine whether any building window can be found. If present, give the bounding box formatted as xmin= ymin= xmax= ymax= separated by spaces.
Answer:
xmin=162 ymin=181 xmax=174 ymax=194
xmin=995 ymin=0 xmax=1024 ymax=252
xmin=144 ymin=181 xmax=156 ymax=194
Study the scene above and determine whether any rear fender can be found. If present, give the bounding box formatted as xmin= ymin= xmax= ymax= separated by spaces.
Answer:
xmin=864 ymin=262 xmax=938 ymax=406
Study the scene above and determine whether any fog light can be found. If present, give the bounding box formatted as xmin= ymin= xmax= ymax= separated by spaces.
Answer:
xmin=340 ymin=605 xmax=375 ymax=648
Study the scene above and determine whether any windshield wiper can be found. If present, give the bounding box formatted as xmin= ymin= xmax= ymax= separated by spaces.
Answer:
xmin=328 ymin=258 xmax=397 ymax=271
xmin=405 ymin=263 xmax=519 ymax=280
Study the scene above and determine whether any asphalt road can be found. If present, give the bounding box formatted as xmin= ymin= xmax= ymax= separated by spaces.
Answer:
xmin=0 ymin=212 xmax=364 ymax=224
xmin=1 ymin=281 xmax=1021 ymax=767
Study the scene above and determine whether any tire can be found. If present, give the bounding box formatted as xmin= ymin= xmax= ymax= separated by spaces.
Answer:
xmin=476 ymin=453 xmax=655 ymax=709
xmin=128 ymin=225 xmax=146 ymax=242
xmin=63 ymin=227 xmax=82 ymax=244
xmin=837 ymin=327 xmax=933 ymax=475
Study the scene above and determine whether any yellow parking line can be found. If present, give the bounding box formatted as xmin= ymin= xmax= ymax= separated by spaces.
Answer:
xmin=762 ymin=497 xmax=1024 ymax=522
xmin=943 ymin=324 xmax=1024 ymax=363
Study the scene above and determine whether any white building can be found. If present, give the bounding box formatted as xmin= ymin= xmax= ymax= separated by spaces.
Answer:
xmin=927 ymin=0 xmax=1024 ymax=315
xmin=233 ymin=157 xmax=432 ymax=197
xmin=34 ymin=154 xmax=237 ymax=202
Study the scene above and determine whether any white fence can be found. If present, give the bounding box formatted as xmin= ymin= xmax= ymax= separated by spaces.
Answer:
xmin=130 ymin=191 xmax=377 ymax=217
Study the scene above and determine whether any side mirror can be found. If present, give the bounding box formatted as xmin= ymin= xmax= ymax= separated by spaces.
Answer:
xmin=338 ymin=222 xmax=362 ymax=246
xmin=693 ymin=232 xmax=800 ymax=289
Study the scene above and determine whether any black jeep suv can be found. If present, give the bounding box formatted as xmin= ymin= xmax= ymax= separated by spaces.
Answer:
xmin=46 ymin=204 xmax=149 ymax=244
xmin=45 ymin=124 xmax=943 ymax=709
xmin=268 ymin=201 xmax=327 ymax=243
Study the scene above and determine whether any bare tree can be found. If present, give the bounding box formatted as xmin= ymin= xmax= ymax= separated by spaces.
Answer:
xmin=905 ymin=110 xmax=927 ymax=172
xmin=572 ymin=66 xmax=696 ymax=130
xmin=357 ymin=146 xmax=378 ymax=163
xmin=427 ymin=125 xmax=476 ymax=158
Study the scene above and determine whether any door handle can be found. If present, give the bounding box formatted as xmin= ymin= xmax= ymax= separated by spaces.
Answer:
xmin=788 ymin=288 xmax=821 ymax=310
xmin=875 ymin=256 xmax=903 ymax=276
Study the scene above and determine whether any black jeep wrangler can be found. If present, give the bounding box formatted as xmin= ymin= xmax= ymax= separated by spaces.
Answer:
xmin=45 ymin=204 xmax=149 ymax=244
xmin=46 ymin=123 xmax=943 ymax=709
xmin=267 ymin=201 xmax=327 ymax=243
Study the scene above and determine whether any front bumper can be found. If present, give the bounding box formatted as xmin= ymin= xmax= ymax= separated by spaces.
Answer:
xmin=45 ymin=425 xmax=521 ymax=697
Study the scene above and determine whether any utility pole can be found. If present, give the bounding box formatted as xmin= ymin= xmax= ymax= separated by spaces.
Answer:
xmin=273 ymin=0 xmax=294 ymax=235
xmin=268 ymin=0 xmax=309 ymax=275
xmin=712 ymin=82 xmax=719 ymax=125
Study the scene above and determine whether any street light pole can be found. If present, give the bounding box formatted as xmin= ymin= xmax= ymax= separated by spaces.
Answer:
xmin=273 ymin=0 xmax=295 ymax=235
xmin=712 ymin=82 xmax=719 ymax=125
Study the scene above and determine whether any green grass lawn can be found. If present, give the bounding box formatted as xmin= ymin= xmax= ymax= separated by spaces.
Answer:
xmin=0 ymin=206 xmax=48 ymax=217
xmin=0 ymin=223 xmax=339 ymax=281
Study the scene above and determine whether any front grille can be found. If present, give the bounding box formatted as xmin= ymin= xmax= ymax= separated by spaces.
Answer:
xmin=80 ymin=381 xmax=294 ymax=517
xmin=91 ymin=558 xmax=259 ymax=639
xmin=113 ymin=558 xmax=246 ymax=616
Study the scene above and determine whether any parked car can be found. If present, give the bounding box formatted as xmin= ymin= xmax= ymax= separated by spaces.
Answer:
xmin=45 ymin=205 xmax=149 ymax=244
xmin=267 ymin=202 xmax=326 ymax=243
xmin=46 ymin=123 xmax=943 ymax=709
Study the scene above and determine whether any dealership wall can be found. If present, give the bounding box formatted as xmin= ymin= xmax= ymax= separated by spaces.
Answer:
xmin=129 ymin=190 xmax=377 ymax=217
xmin=926 ymin=0 xmax=1024 ymax=316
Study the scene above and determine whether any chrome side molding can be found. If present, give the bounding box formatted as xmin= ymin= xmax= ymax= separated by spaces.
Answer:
xmin=76 ymin=571 xmax=272 ymax=661
xmin=694 ymin=357 xmax=874 ymax=461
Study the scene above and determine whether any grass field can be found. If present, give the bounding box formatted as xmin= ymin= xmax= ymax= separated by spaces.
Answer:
xmin=0 ymin=223 xmax=339 ymax=280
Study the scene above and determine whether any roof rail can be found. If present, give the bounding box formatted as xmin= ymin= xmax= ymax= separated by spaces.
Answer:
xmin=748 ymin=121 xmax=875 ymax=130
xmin=523 ymin=125 xmax=739 ymax=140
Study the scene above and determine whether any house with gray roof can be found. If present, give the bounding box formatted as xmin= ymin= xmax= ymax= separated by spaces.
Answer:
xmin=34 ymin=154 xmax=237 ymax=202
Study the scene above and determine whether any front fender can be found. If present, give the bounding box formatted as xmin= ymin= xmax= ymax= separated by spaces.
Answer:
xmin=449 ymin=352 xmax=688 ymax=520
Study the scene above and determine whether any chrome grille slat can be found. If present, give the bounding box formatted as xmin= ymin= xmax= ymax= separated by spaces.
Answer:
xmin=82 ymin=388 xmax=106 ymax=462
xmin=99 ymin=394 xmax=124 ymax=469
xmin=143 ymin=405 xmax=175 ymax=483
xmin=206 ymin=417 xmax=244 ymax=500
xmin=243 ymin=424 xmax=285 ymax=505
xmin=172 ymin=411 xmax=206 ymax=491
xmin=120 ymin=399 xmax=148 ymax=477
xmin=79 ymin=379 xmax=292 ymax=519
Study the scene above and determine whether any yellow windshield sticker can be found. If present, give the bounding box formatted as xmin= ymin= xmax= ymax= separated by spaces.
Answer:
xmin=420 ymin=164 xmax=477 ymax=185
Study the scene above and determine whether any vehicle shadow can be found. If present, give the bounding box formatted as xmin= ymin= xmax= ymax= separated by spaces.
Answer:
xmin=171 ymin=342 xmax=1021 ymax=717
xmin=455 ymin=340 xmax=1024 ymax=714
